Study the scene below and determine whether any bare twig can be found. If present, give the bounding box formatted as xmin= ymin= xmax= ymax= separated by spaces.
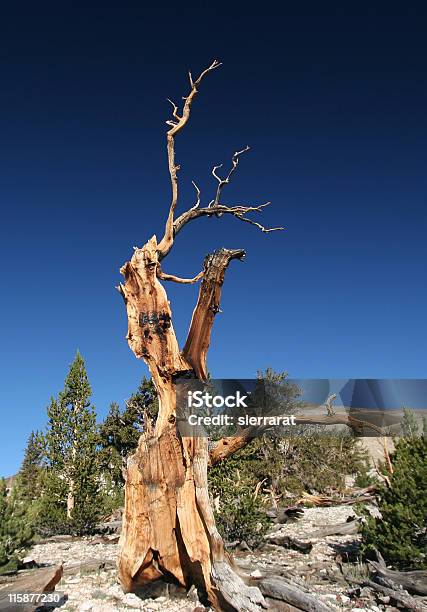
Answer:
xmin=325 ymin=393 xmax=337 ymax=416
xmin=191 ymin=181 xmax=201 ymax=210
xmin=209 ymin=146 xmax=250 ymax=208
xmin=157 ymin=60 xmax=221 ymax=258
xmin=373 ymin=458 xmax=392 ymax=488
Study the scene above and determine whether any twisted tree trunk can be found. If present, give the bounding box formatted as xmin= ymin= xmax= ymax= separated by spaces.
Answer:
xmin=116 ymin=61 xmax=282 ymax=611
xmin=118 ymin=243 xmax=266 ymax=610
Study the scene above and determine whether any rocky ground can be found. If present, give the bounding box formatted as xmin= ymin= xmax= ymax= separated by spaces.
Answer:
xmin=2 ymin=504 xmax=407 ymax=612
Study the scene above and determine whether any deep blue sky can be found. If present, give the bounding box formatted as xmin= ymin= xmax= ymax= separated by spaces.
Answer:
xmin=1 ymin=7 xmax=426 ymax=475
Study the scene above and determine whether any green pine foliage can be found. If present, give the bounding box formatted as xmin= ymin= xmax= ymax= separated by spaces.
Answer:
xmin=208 ymin=447 xmax=270 ymax=548
xmin=401 ymin=407 xmax=421 ymax=438
xmin=37 ymin=352 xmax=102 ymax=536
xmin=124 ymin=377 xmax=159 ymax=433
xmin=99 ymin=377 xmax=157 ymax=461
xmin=0 ymin=479 xmax=33 ymax=574
xmin=19 ymin=431 xmax=44 ymax=504
xmin=361 ymin=434 xmax=427 ymax=569
xmin=257 ymin=433 xmax=369 ymax=497
xmin=98 ymin=378 xmax=158 ymax=501
xmin=209 ymin=431 xmax=369 ymax=547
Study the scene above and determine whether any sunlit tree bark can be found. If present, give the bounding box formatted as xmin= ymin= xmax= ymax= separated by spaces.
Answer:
xmin=117 ymin=61 xmax=282 ymax=611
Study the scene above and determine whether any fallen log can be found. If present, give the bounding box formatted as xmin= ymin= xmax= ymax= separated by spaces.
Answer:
xmin=264 ymin=599 xmax=303 ymax=612
xmin=306 ymin=519 xmax=360 ymax=539
xmin=0 ymin=564 xmax=63 ymax=611
xmin=368 ymin=561 xmax=427 ymax=596
xmin=364 ymin=577 xmax=425 ymax=612
xmin=339 ymin=563 xmax=426 ymax=612
xmin=296 ymin=492 xmax=375 ymax=507
xmin=63 ymin=558 xmax=116 ymax=576
xmin=256 ymin=577 xmax=332 ymax=612
xmin=36 ymin=534 xmax=78 ymax=544
xmin=265 ymin=534 xmax=313 ymax=553
xmin=88 ymin=535 xmax=120 ymax=545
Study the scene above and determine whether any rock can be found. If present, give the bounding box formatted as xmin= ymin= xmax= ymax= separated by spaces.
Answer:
xmin=80 ymin=602 xmax=93 ymax=611
xmin=337 ymin=595 xmax=350 ymax=603
xmin=122 ymin=592 xmax=144 ymax=608
xmin=250 ymin=569 xmax=263 ymax=578
xmin=21 ymin=556 xmax=38 ymax=568
xmin=155 ymin=595 xmax=167 ymax=602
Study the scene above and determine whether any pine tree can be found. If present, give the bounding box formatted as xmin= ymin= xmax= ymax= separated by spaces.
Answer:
xmin=0 ymin=479 xmax=33 ymax=574
xmin=98 ymin=378 xmax=158 ymax=510
xmin=0 ymin=479 xmax=9 ymax=569
xmin=361 ymin=435 xmax=427 ymax=569
xmin=19 ymin=431 xmax=44 ymax=503
xmin=38 ymin=352 xmax=102 ymax=535
xmin=124 ymin=376 xmax=159 ymax=436
xmin=99 ymin=378 xmax=158 ymax=476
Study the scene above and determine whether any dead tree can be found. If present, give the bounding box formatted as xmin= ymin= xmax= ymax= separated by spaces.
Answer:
xmin=117 ymin=60 xmax=282 ymax=611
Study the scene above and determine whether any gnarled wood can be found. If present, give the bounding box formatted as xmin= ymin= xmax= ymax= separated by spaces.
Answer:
xmin=117 ymin=61 xmax=282 ymax=611
xmin=256 ymin=577 xmax=332 ymax=612
xmin=368 ymin=561 xmax=427 ymax=596
xmin=118 ymin=244 xmax=268 ymax=610
xmin=183 ymin=248 xmax=245 ymax=380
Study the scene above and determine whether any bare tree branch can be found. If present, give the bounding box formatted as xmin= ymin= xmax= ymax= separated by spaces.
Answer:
xmin=173 ymin=202 xmax=284 ymax=238
xmin=157 ymin=60 xmax=221 ymax=259
xmin=156 ymin=61 xmax=283 ymax=262
xmin=157 ymin=267 xmax=204 ymax=284
xmin=209 ymin=146 xmax=250 ymax=208
xmin=170 ymin=147 xmax=283 ymax=240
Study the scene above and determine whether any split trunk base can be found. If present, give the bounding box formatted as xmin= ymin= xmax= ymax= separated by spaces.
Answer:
xmin=117 ymin=427 xmax=266 ymax=611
